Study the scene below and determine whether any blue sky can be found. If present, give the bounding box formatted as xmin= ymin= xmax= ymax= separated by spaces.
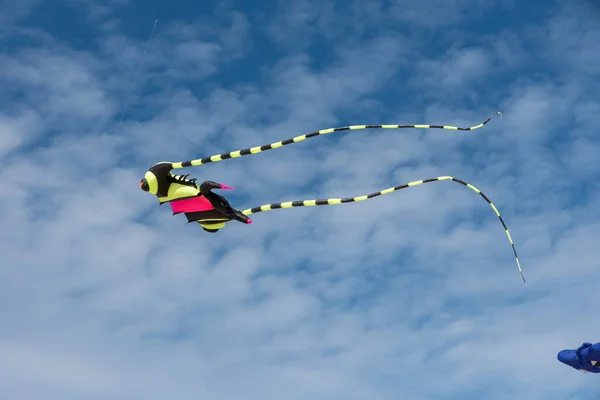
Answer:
xmin=1 ymin=0 xmax=600 ymax=398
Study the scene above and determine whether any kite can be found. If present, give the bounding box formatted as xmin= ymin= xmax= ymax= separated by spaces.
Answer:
xmin=140 ymin=166 xmax=251 ymax=232
xmin=558 ymin=342 xmax=600 ymax=373
xmin=140 ymin=112 xmax=502 ymax=230
xmin=140 ymin=112 xmax=525 ymax=282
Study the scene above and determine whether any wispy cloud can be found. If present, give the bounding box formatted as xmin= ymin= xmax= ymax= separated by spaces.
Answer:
xmin=1 ymin=0 xmax=600 ymax=399
xmin=0 ymin=0 xmax=39 ymax=25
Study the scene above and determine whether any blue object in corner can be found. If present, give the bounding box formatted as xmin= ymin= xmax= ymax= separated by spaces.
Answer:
xmin=558 ymin=342 xmax=600 ymax=373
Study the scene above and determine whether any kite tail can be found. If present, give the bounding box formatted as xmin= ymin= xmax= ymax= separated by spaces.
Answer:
xmin=170 ymin=112 xmax=502 ymax=169
xmin=241 ymin=175 xmax=526 ymax=285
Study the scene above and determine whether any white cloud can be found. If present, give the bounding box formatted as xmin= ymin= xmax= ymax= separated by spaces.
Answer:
xmin=1 ymin=1 xmax=600 ymax=399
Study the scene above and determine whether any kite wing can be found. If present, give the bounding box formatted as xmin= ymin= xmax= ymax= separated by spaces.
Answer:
xmin=170 ymin=196 xmax=214 ymax=214
xmin=169 ymin=113 xmax=502 ymax=169
xmin=169 ymin=195 xmax=231 ymax=228
xmin=168 ymin=188 xmax=250 ymax=231
xmin=239 ymin=175 xmax=526 ymax=284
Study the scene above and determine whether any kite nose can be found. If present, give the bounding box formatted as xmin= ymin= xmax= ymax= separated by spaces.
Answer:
xmin=140 ymin=178 xmax=149 ymax=192
xmin=557 ymin=350 xmax=578 ymax=367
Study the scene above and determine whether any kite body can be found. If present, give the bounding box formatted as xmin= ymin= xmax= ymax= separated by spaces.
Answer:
xmin=140 ymin=162 xmax=250 ymax=232
xmin=558 ymin=342 xmax=600 ymax=373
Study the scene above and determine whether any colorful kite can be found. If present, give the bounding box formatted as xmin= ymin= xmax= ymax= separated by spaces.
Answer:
xmin=140 ymin=112 xmax=525 ymax=282
xmin=140 ymin=112 xmax=502 ymax=231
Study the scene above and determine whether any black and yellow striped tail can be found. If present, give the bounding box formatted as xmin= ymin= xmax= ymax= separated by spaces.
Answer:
xmin=171 ymin=112 xmax=502 ymax=169
xmin=241 ymin=175 xmax=526 ymax=285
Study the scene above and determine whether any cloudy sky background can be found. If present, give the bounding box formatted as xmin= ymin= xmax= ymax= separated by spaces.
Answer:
xmin=1 ymin=0 xmax=600 ymax=398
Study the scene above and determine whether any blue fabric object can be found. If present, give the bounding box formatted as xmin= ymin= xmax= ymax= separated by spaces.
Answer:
xmin=558 ymin=342 xmax=600 ymax=373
